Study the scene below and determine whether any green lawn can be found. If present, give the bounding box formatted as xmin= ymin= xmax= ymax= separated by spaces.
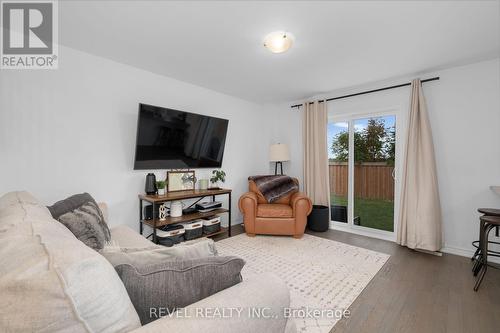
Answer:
xmin=331 ymin=195 xmax=394 ymax=232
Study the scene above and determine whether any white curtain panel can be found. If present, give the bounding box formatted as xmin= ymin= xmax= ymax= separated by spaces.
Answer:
xmin=397 ymin=79 xmax=443 ymax=252
xmin=302 ymin=100 xmax=330 ymax=206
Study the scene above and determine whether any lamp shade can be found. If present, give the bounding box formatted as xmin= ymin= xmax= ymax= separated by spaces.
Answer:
xmin=269 ymin=144 xmax=290 ymax=162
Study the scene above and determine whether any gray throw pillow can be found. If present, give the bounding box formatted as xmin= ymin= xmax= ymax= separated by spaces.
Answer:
xmin=48 ymin=193 xmax=111 ymax=250
xmin=114 ymin=256 xmax=244 ymax=325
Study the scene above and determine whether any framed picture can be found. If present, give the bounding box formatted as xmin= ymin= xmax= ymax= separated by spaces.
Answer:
xmin=167 ymin=171 xmax=196 ymax=192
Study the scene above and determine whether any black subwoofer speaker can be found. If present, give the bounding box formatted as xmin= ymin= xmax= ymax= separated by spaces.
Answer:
xmin=143 ymin=205 xmax=161 ymax=220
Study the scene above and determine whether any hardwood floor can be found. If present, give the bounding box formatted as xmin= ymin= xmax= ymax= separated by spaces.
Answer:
xmin=216 ymin=225 xmax=500 ymax=333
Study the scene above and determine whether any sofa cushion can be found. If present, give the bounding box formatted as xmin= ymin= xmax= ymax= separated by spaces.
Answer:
xmin=102 ymin=238 xmax=218 ymax=265
xmin=48 ymin=193 xmax=111 ymax=250
xmin=257 ymin=204 xmax=293 ymax=218
xmin=0 ymin=191 xmax=141 ymax=333
xmin=127 ymin=273 xmax=295 ymax=333
xmin=0 ymin=190 xmax=39 ymax=210
xmin=109 ymin=225 xmax=160 ymax=249
xmin=115 ymin=256 xmax=244 ymax=325
xmin=0 ymin=192 xmax=53 ymax=239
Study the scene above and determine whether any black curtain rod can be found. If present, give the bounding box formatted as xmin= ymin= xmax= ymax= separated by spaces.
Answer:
xmin=290 ymin=77 xmax=440 ymax=109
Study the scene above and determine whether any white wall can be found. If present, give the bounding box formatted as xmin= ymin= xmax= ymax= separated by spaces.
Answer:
xmin=0 ymin=46 xmax=273 ymax=229
xmin=264 ymin=103 xmax=303 ymax=183
xmin=267 ymin=58 xmax=500 ymax=256
xmin=425 ymin=59 xmax=500 ymax=256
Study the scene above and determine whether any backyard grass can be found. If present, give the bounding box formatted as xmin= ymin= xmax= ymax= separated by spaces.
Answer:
xmin=331 ymin=195 xmax=394 ymax=232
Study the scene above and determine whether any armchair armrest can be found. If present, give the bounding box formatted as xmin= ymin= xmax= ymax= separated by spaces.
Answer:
xmin=290 ymin=193 xmax=312 ymax=238
xmin=238 ymin=192 xmax=258 ymax=235
xmin=238 ymin=192 xmax=258 ymax=214
xmin=130 ymin=273 xmax=296 ymax=333
xmin=290 ymin=192 xmax=312 ymax=217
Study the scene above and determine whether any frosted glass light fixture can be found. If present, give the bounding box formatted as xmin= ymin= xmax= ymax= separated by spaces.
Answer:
xmin=263 ymin=31 xmax=294 ymax=53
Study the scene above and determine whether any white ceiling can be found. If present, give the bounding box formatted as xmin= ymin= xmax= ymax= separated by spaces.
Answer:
xmin=59 ymin=1 xmax=500 ymax=104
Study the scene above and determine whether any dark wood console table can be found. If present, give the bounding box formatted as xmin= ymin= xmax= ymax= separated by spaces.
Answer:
xmin=138 ymin=188 xmax=232 ymax=243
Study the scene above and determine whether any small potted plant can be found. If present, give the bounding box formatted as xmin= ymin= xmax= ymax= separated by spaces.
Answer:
xmin=209 ymin=170 xmax=226 ymax=189
xmin=156 ymin=180 xmax=166 ymax=195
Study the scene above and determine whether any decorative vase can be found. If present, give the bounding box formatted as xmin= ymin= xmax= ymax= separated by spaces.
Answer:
xmin=209 ymin=181 xmax=219 ymax=189
xmin=145 ymin=173 xmax=157 ymax=195
xmin=199 ymin=179 xmax=209 ymax=190
xmin=170 ymin=201 xmax=184 ymax=217
xmin=158 ymin=188 xmax=165 ymax=195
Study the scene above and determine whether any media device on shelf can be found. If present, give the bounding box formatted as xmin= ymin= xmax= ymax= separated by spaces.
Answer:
xmin=143 ymin=205 xmax=158 ymax=220
xmin=134 ymin=103 xmax=229 ymax=170
xmin=196 ymin=201 xmax=223 ymax=212
xmin=182 ymin=207 xmax=197 ymax=215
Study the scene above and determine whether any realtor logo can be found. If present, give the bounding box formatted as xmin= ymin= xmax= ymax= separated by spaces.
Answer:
xmin=1 ymin=0 xmax=58 ymax=69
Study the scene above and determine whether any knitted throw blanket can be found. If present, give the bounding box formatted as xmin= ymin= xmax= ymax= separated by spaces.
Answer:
xmin=248 ymin=175 xmax=298 ymax=203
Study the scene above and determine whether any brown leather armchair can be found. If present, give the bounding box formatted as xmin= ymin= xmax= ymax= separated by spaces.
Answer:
xmin=238 ymin=178 xmax=313 ymax=238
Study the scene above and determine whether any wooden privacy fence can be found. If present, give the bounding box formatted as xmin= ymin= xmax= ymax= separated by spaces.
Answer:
xmin=329 ymin=162 xmax=395 ymax=201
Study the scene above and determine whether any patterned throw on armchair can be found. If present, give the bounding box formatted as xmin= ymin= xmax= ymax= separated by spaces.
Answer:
xmin=239 ymin=177 xmax=312 ymax=238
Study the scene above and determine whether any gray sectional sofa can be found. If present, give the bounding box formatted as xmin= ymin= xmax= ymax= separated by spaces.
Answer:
xmin=0 ymin=191 xmax=296 ymax=333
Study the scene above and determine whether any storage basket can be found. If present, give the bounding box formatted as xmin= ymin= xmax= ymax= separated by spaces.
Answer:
xmin=157 ymin=224 xmax=185 ymax=247
xmin=202 ymin=216 xmax=221 ymax=235
xmin=183 ymin=220 xmax=203 ymax=240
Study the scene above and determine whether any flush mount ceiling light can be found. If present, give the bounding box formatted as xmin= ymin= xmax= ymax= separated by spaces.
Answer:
xmin=263 ymin=31 xmax=294 ymax=54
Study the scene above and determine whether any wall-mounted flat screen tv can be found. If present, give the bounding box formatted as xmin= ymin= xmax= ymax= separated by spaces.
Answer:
xmin=134 ymin=103 xmax=229 ymax=169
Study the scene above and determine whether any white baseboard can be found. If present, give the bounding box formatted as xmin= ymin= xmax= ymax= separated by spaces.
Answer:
xmin=225 ymin=218 xmax=242 ymax=228
xmin=327 ymin=224 xmax=500 ymax=264
xmin=441 ymin=244 xmax=500 ymax=264
xmin=441 ymin=245 xmax=474 ymax=258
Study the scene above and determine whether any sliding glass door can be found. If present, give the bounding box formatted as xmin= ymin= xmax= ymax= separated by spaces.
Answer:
xmin=328 ymin=112 xmax=398 ymax=237
xmin=328 ymin=121 xmax=349 ymax=224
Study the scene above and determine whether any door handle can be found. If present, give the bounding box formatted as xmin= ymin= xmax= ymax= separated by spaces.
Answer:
xmin=392 ymin=168 xmax=396 ymax=180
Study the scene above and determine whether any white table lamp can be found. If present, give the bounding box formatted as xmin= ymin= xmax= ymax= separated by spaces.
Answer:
xmin=269 ymin=143 xmax=290 ymax=175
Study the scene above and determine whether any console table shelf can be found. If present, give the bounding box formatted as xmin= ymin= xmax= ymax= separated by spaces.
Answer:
xmin=138 ymin=188 xmax=232 ymax=243
xmin=139 ymin=188 xmax=232 ymax=202
xmin=142 ymin=208 xmax=230 ymax=228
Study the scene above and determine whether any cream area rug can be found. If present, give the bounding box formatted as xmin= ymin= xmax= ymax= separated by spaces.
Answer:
xmin=216 ymin=233 xmax=390 ymax=333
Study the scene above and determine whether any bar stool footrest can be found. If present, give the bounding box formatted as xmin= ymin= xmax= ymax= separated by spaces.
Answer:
xmin=471 ymin=240 xmax=500 ymax=257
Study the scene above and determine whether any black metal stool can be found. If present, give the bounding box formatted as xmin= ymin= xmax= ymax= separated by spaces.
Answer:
xmin=473 ymin=215 xmax=500 ymax=291
xmin=478 ymin=208 xmax=500 ymax=237
xmin=471 ymin=208 xmax=500 ymax=265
